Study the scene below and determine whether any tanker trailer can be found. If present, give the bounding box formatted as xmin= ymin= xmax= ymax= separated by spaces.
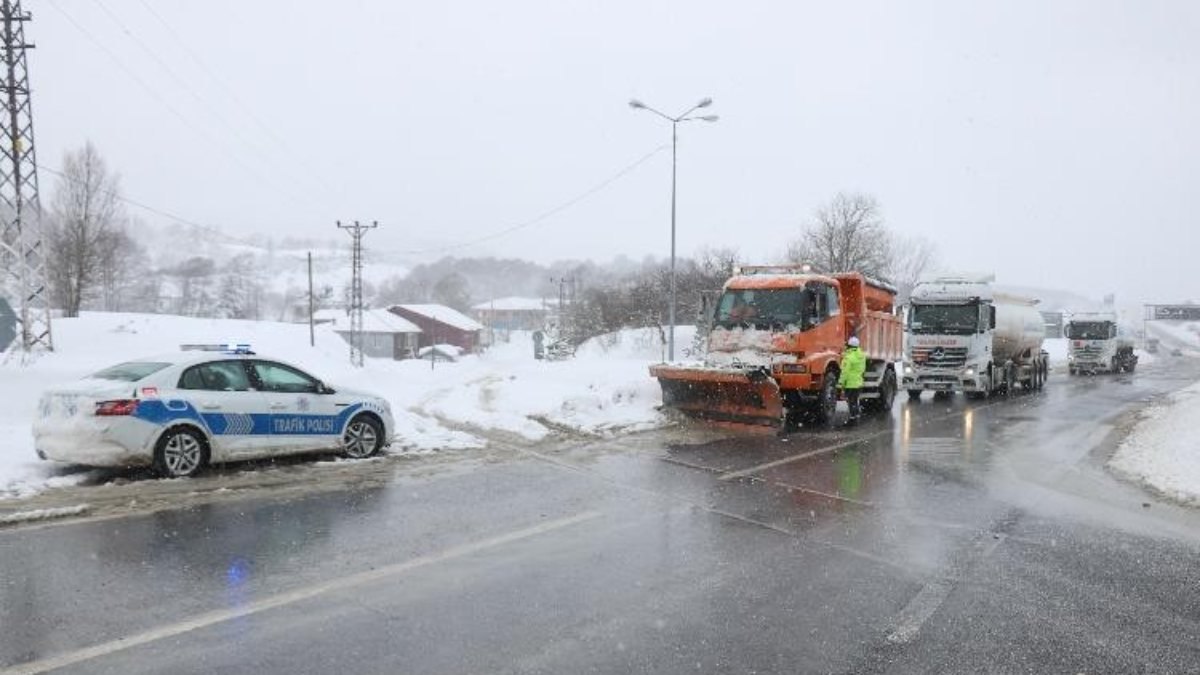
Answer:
xmin=902 ymin=275 xmax=1049 ymax=399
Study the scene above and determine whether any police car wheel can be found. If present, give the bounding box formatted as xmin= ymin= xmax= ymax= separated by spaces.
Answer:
xmin=343 ymin=415 xmax=383 ymax=459
xmin=153 ymin=428 xmax=208 ymax=478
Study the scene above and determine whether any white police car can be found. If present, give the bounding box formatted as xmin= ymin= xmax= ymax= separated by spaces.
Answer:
xmin=33 ymin=344 xmax=394 ymax=478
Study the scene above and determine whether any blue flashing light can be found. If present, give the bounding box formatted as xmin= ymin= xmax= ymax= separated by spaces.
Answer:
xmin=180 ymin=343 xmax=256 ymax=355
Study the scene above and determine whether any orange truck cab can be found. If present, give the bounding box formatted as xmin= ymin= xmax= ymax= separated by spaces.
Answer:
xmin=650 ymin=266 xmax=902 ymax=429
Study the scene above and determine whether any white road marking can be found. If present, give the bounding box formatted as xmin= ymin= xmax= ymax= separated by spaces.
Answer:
xmin=0 ymin=510 xmax=602 ymax=675
xmin=885 ymin=532 xmax=1007 ymax=645
xmin=718 ymin=435 xmax=887 ymax=481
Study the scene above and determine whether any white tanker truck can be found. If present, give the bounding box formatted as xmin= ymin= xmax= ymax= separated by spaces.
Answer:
xmin=1064 ymin=311 xmax=1138 ymax=374
xmin=902 ymin=275 xmax=1050 ymax=399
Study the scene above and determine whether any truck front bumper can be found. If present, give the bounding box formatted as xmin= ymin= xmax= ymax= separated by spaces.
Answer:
xmin=902 ymin=370 xmax=986 ymax=392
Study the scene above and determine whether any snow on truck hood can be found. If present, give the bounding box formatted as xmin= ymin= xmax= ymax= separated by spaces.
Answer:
xmin=704 ymin=327 xmax=800 ymax=368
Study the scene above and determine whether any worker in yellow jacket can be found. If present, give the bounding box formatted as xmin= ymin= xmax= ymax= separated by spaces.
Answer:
xmin=838 ymin=336 xmax=867 ymax=426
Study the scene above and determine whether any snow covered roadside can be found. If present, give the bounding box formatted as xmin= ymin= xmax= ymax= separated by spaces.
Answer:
xmin=1 ymin=312 xmax=683 ymax=499
xmin=1109 ymin=381 xmax=1200 ymax=506
xmin=1044 ymin=338 xmax=1068 ymax=370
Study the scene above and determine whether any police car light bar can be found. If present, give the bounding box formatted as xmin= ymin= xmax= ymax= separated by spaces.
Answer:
xmin=180 ymin=343 xmax=255 ymax=354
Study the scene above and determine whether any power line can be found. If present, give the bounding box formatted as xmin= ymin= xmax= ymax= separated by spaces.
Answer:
xmin=131 ymin=0 xmax=344 ymax=202
xmin=38 ymin=143 xmax=668 ymax=262
xmin=36 ymin=161 xmax=258 ymax=248
xmin=399 ymin=144 xmax=669 ymax=255
xmin=44 ymin=0 xmax=324 ymax=209
xmin=89 ymin=0 xmax=333 ymax=205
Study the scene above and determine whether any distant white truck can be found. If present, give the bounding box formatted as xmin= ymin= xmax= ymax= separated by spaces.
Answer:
xmin=903 ymin=275 xmax=1050 ymax=399
xmin=1065 ymin=312 xmax=1138 ymax=374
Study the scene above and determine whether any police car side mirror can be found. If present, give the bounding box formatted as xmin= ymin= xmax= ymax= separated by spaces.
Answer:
xmin=316 ymin=382 xmax=335 ymax=395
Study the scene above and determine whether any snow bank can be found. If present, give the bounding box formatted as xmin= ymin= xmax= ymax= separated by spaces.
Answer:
xmin=575 ymin=326 xmax=698 ymax=362
xmin=1044 ymin=338 xmax=1068 ymax=367
xmin=1148 ymin=321 xmax=1200 ymax=355
xmin=1109 ymin=381 xmax=1200 ymax=505
xmin=1 ymin=313 xmax=676 ymax=497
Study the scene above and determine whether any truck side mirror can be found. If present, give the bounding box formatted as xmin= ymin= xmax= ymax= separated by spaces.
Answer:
xmin=989 ymin=306 xmax=997 ymax=330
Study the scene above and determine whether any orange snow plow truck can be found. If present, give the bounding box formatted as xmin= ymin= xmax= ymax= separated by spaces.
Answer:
xmin=650 ymin=266 xmax=903 ymax=430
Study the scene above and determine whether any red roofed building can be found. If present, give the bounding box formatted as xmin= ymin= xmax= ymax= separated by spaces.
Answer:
xmin=388 ymin=304 xmax=484 ymax=352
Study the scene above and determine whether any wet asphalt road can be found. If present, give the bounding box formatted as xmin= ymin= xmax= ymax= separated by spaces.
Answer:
xmin=3 ymin=359 xmax=1200 ymax=674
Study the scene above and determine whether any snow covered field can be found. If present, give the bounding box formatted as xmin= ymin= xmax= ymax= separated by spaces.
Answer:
xmin=1 ymin=312 xmax=690 ymax=499
xmin=1110 ymin=381 xmax=1200 ymax=506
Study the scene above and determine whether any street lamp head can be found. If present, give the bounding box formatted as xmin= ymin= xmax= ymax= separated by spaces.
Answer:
xmin=698 ymin=115 xmax=720 ymax=122
xmin=628 ymin=99 xmax=646 ymax=110
xmin=696 ymin=97 xmax=713 ymax=108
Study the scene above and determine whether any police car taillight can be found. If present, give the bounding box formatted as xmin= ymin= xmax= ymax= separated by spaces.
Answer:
xmin=95 ymin=399 xmax=139 ymax=416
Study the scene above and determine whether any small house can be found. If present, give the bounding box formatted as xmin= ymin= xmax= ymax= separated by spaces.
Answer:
xmin=472 ymin=297 xmax=555 ymax=332
xmin=326 ymin=308 xmax=422 ymax=360
xmin=389 ymin=304 xmax=484 ymax=352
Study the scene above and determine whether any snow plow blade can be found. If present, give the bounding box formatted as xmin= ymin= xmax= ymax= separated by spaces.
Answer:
xmin=650 ymin=364 xmax=784 ymax=429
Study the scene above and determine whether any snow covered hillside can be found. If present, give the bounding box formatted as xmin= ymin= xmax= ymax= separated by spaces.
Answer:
xmin=1 ymin=313 xmax=684 ymax=498
xmin=1110 ymin=381 xmax=1200 ymax=506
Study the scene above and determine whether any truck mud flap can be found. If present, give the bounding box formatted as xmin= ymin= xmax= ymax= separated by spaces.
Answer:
xmin=649 ymin=364 xmax=784 ymax=429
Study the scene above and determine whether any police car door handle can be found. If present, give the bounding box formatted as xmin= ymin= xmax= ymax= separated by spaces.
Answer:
xmin=269 ymin=403 xmax=287 ymax=410
xmin=199 ymin=401 xmax=221 ymax=410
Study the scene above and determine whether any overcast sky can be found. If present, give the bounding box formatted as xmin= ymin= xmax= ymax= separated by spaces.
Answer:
xmin=31 ymin=0 xmax=1200 ymax=302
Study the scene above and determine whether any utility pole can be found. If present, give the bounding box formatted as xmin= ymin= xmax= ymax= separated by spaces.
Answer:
xmin=337 ymin=220 xmax=377 ymax=367
xmin=0 ymin=0 xmax=51 ymax=354
xmin=551 ymin=275 xmax=575 ymax=310
xmin=629 ymin=97 xmax=718 ymax=361
xmin=307 ymin=251 xmax=315 ymax=347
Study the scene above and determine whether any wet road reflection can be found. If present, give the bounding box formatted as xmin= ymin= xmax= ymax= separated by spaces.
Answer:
xmin=2 ymin=360 xmax=1199 ymax=674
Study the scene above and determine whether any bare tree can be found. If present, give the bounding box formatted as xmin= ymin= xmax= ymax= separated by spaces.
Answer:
xmin=886 ymin=234 xmax=939 ymax=301
xmin=787 ymin=193 xmax=891 ymax=278
xmin=174 ymin=256 xmax=217 ymax=316
xmin=96 ymin=224 xmax=144 ymax=311
xmin=45 ymin=143 xmax=124 ymax=316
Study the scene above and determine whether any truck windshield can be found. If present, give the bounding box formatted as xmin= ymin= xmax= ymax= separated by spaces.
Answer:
xmin=1066 ymin=322 xmax=1113 ymax=339
xmin=910 ymin=304 xmax=978 ymax=335
xmin=714 ymin=288 xmax=807 ymax=329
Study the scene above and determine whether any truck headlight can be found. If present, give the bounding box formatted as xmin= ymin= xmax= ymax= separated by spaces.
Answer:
xmin=964 ymin=367 xmax=975 ymax=377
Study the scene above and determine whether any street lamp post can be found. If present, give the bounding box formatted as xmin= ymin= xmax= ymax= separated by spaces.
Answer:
xmin=629 ymin=97 xmax=718 ymax=361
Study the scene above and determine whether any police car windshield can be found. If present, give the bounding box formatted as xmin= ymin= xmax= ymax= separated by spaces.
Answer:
xmin=89 ymin=361 xmax=172 ymax=382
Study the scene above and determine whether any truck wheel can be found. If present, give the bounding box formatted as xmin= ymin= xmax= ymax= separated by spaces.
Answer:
xmin=863 ymin=370 xmax=897 ymax=414
xmin=877 ymin=370 xmax=897 ymax=412
xmin=806 ymin=368 xmax=838 ymax=427
xmin=1003 ymin=364 xmax=1016 ymax=396
xmin=907 ymin=389 xmax=922 ymax=400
